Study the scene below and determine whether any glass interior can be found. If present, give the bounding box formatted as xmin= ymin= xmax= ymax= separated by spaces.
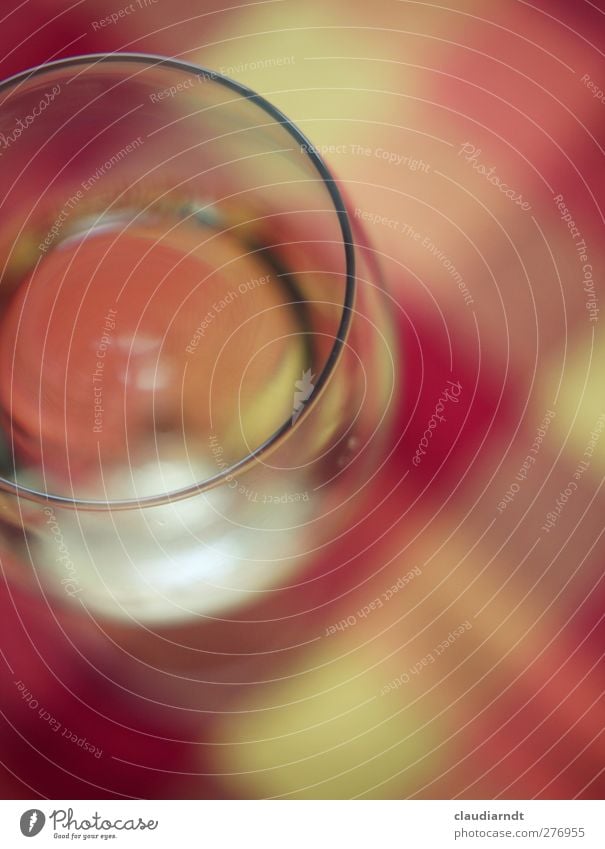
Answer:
xmin=0 ymin=55 xmax=353 ymax=506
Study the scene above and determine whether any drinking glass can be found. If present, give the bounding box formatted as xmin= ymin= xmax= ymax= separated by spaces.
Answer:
xmin=0 ymin=54 xmax=398 ymax=625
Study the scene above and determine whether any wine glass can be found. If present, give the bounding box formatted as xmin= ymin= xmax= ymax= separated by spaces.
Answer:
xmin=0 ymin=53 xmax=398 ymax=625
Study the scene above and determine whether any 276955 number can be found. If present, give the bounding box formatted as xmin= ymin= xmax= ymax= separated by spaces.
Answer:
xmin=541 ymin=827 xmax=585 ymax=838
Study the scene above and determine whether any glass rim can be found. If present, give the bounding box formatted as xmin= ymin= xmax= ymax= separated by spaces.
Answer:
xmin=0 ymin=51 xmax=356 ymax=511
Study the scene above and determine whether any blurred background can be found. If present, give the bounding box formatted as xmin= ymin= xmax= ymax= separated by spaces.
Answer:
xmin=0 ymin=0 xmax=604 ymax=800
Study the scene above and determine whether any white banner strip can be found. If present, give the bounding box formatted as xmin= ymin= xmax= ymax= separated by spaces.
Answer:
xmin=0 ymin=800 xmax=603 ymax=848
